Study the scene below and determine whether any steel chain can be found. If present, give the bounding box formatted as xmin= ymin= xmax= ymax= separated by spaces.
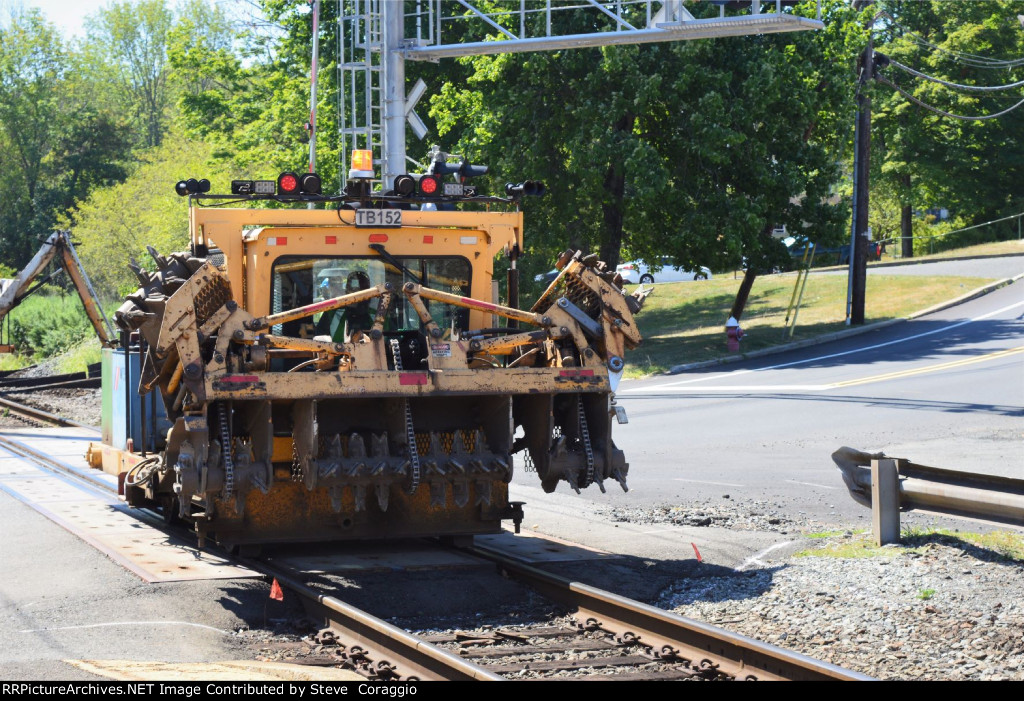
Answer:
xmin=390 ymin=338 xmax=421 ymax=492
xmin=578 ymin=398 xmax=594 ymax=487
xmin=219 ymin=402 xmax=234 ymax=497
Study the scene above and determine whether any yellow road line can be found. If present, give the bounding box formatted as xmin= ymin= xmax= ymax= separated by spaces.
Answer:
xmin=831 ymin=346 xmax=1024 ymax=389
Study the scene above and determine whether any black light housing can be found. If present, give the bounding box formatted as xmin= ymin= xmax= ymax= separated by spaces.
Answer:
xmin=505 ymin=180 xmax=546 ymax=198
xmin=175 ymin=178 xmax=211 ymax=196
xmin=393 ymin=174 xmax=416 ymax=196
xmin=299 ymin=172 xmax=322 ymax=195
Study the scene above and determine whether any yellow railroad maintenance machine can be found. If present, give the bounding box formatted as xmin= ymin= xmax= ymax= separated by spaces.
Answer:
xmin=88 ymin=152 xmax=648 ymax=549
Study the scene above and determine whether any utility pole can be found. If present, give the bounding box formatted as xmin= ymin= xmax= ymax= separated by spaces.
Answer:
xmin=848 ymin=10 xmax=873 ymax=326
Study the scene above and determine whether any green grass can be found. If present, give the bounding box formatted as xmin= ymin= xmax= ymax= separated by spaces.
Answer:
xmin=626 ymin=273 xmax=995 ymax=377
xmin=917 ymin=588 xmax=936 ymax=600
xmin=0 ymin=293 xmax=115 ymax=368
xmin=53 ymin=337 xmax=104 ymax=374
xmin=0 ymin=353 xmax=33 ymax=372
xmin=795 ymin=537 xmax=920 ymax=559
xmin=894 ymin=238 xmax=1024 ymax=262
xmin=795 ymin=528 xmax=1024 ymax=562
xmin=805 ymin=528 xmax=868 ymax=539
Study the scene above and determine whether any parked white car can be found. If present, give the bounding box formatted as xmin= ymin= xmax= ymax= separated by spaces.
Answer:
xmin=616 ymin=257 xmax=712 ymax=284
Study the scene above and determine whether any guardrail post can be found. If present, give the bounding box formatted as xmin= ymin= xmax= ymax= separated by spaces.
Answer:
xmin=871 ymin=458 xmax=900 ymax=545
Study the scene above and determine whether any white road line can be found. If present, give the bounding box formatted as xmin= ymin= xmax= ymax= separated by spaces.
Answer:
xmin=624 ymin=299 xmax=1024 ymax=392
xmin=20 ymin=620 xmax=232 ymax=635
xmin=785 ymin=479 xmax=840 ymax=490
xmin=646 ymin=385 xmax=831 ymax=392
xmin=673 ymin=478 xmax=745 ymax=487
xmin=735 ymin=541 xmax=795 ymax=572
xmin=629 ymin=346 xmax=1022 ymax=393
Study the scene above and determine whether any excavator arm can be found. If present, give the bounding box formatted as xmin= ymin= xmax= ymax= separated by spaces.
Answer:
xmin=0 ymin=231 xmax=116 ymax=352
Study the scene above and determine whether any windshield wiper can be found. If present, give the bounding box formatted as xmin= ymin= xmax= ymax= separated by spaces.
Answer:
xmin=369 ymin=243 xmax=422 ymax=285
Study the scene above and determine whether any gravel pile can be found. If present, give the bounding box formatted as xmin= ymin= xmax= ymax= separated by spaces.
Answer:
xmin=605 ymin=498 xmax=839 ymax=534
xmin=17 ymin=388 xmax=102 ymax=426
xmin=660 ymin=533 xmax=1024 ymax=680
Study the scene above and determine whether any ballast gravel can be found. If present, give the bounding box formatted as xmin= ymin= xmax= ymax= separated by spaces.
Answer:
xmin=658 ymin=534 xmax=1024 ymax=680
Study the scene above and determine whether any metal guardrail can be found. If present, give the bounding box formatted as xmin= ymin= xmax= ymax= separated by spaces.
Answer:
xmin=833 ymin=447 xmax=1024 ymax=545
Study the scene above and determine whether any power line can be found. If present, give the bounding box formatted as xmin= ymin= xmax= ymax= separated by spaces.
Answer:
xmin=888 ymin=57 xmax=1024 ymax=92
xmin=874 ymin=12 xmax=1024 ymax=69
xmin=875 ymin=74 xmax=1024 ymax=121
xmin=907 ymin=35 xmax=1024 ymax=69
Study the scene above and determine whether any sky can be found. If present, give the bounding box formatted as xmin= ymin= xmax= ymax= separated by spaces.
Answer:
xmin=14 ymin=0 xmax=109 ymax=38
xmin=7 ymin=1 xmax=260 ymax=39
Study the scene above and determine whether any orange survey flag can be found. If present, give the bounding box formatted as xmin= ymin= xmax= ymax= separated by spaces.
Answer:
xmin=269 ymin=578 xmax=285 ymax=601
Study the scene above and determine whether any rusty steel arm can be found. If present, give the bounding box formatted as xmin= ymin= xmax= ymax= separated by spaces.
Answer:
xmin=402 ymin=282 xmax=549 ymax=328
xmin=0 ymin=233 xmax=62 ymax=316
xmin=833 ymin=447 xmax=1024 ymax=533
xmin=247 ymin=283 xmax=391 ymax=331
xmin=257 ymin=334 xmax=350 ymax=355
xmin=0 ymin=231 xmax=116 ymax=347
xmin=55 ymin=235 xmax=117 ymax=346
xmin=468 ymin=329 xmax=551 ymax=356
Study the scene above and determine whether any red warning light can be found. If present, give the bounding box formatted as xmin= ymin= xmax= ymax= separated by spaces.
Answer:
xmin=419 ymin=175 xmax=439 ymax=196
xmin=278 ymin=172 xmax=299 ymax=194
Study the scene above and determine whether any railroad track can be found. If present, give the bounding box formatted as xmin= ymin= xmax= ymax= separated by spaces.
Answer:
xmin=253 ymin=551 xmax=871 ymax=682
xmin=0 ymin=362 xmax=101 ymax=390
xmin=0 ymin=428 xmax=871 ymax=682
xmin=0 ymin=364 xmax=100 ymax=427
xmin=0 ymin=394 xmax=90 ymax=428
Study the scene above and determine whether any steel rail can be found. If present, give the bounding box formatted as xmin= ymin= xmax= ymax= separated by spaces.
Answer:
xmin=0 ymin=363 xmax=100 ymax=388
xmin=0 ymin=435 xmax=494 ymax=682
xmin=2 ymin=377 xmax=101 ymax=393
xmin=248 ymin=562 xmax=504 ymax=682
xmin=468 ymin=544 xmax=873 ymax=681
xmin=0 ymin=395 xmax=91 ymax=428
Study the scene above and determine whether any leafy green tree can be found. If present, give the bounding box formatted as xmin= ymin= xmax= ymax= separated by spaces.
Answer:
xmin=66 ymin=131 xmax=232 ymax=298
xmin=0 ymin=9 xmax=132 ymax=267
xmin=872 ymin=0 xmax=1024 ymax=255
xmin=0 ymin=9 xmax=66 ymax=262
xmin=85 ymin=0 xmax=174 ymax=148
xmin=171 ymin=0 xmax=340 ymax=185
xmin=427 ymin=1 xmax=863 ymax=318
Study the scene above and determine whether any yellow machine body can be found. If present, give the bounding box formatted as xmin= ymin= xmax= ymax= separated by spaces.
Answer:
xmin=100 ymin=199 xmax=646 ymax=548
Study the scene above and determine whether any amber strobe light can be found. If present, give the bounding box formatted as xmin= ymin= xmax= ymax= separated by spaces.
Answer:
xmin=349 ymin=149 xmax=375 ymax=179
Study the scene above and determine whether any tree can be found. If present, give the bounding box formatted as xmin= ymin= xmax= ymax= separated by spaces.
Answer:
xmin=0 ymin=9 xmax=66 ymax=262
xmin=427 ymin=0 xmax=862 ymax=319
xmin=86 ymin=0 xmax=174 ymax=148
xmin=0 ymin=9 xmax=131 ymax=267
xmin=872 ymin=0 xmax=1024 ymax=254
xmin=66 ymin=132 xmax=231 ymax=298
xmin=170 ymin=0 xmax=341 ymax=186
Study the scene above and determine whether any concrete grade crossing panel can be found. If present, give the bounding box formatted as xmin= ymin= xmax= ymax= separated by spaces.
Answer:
xmin=0 ymin=428 xmax=257 ymax=583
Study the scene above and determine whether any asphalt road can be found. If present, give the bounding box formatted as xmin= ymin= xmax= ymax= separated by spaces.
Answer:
xmin=511 ymin=257 xmax=1024 ymax=532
